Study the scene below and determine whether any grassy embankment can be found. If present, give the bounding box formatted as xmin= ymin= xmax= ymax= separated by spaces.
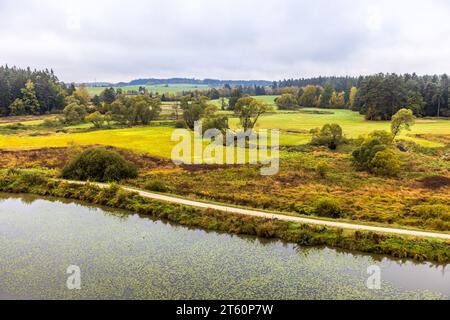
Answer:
xmin=1 ymin=169 xmax=449 ymax=263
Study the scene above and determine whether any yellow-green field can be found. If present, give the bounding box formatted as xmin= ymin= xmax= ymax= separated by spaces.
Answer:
xmin=211 ymin=95 xmax=278 ymax=108
xmin=0 ymin=109 xmax=448 ymax=157
xmin=231 ymin=108 xmax=450 ymax=148
xmin=0 ymin=126 xmax=175 ymax=157
xmin=85 ymin=84 xmax=210 ymax=96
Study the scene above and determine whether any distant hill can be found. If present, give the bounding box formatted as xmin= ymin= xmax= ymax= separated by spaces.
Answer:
xmin=81 ymin=78 xmax=273 ymax=88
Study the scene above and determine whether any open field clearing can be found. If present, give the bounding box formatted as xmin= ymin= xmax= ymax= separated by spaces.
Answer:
xmin=0 ymin=109 xmax=448 ymax=156
xmin=0 ymin=115 xmax=56 ymax=127
xmin=0 ymin=126 xmax=177 ymax=157
xmin=0 ymin=126 xmax=276 ymax=164
xmin=211 ymin=95 xmax=279 ymax=109
xmin=85 ymin=84 xmax=210 ymax=96
xmin=230 ymin=108 xmax=450 ymax=147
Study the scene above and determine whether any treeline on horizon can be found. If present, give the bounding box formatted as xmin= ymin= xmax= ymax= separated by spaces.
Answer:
xmin=0 ymin=64 xmax=449 ymax=120
xmin=285 ymin=73 xmax=450 ymax=118
xmin=183 ymin=73 xmax=450 ymax=119
xmin=0 ymin=65 xmax=66 ymax=116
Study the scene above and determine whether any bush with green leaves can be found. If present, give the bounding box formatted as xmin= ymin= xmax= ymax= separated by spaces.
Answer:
xmin=315 ymin=161 xmax=330 ymax=178
xmin=42 ymin=117 xmax=62 ymax=128
xmin=63 ymin=102 xmax=87 ymax=124
xmin=275 ymin=93 xmax=299 ymax=110
xmin=311 ymin=123 xmax=344 ymax=150
xmin=369 ymin=149 xmax=401 ymax=176
xmin=352 ymin=134 xmax=402 ymax=176
xmin=145 ymin=179 xmax=169 ymax=192
xmin=61 ymin=148 xmax=138 ymax=182
xmin=312 ymin=197 xmax=344 ymax=218
xmin=174 ymin=119 xmax=187 ymax=128
xmin=410 ymin=204 xmax=450 ymax=221
xmin=368 ymin=130 xmax=394 ymax=145
xmin=85 ymin=111 xmax=105 ymax=128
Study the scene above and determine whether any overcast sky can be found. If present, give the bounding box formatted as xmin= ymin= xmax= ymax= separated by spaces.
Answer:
xmin=1 ymin=0 xmax=450 ymax=83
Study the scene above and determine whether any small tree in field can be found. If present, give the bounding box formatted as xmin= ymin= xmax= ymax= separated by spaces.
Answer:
xmin=391 ymin=108 xmax=415 ymax=141
xmin=311 ymin=123 xmax=344 ymax=150
xmin=235 ymin=96 xmax=271 ymax=132
xmin=63 ymin=102 xmax=87 ymax=124
xmin=181 ymin=96 xmax=210 ymax=130
xmin=85 ymin=111 xmax=105 ymax=128
xmin=9 ymin=80 xmax=40 ymax=116
xmin=275 ymin=94 xmax=299 ymax=110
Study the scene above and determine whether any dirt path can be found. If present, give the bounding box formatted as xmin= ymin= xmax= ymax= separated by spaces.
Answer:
xmin=66 ymin=180 xmax=450 ymax=240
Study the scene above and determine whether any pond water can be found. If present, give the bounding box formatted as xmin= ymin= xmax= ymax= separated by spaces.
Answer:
xmin=0 ymin=194 xmax=449 ymax=300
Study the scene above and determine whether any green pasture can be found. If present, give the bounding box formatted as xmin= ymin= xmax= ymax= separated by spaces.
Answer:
xmin=0 ymin=107 xmax=448 ymax=157
xmin=85 ymin=84 xmax=210 ymax=96
xmin=228 ymin=108 xmax=450 ymax=147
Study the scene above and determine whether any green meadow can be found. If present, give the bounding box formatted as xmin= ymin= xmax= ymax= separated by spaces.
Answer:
xmin=0 ymin=107 xmax=448 ymax=157
xmin=230 ymin=108 xmax=450 ymax=147
xmin=85 ymin=84 xmax=210 ymax=96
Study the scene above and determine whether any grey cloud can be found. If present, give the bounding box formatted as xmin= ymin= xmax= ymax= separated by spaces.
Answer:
xmin=0 ymin=0 xmax=449 ymax=82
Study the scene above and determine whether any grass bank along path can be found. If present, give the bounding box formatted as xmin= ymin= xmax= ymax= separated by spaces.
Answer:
xmin=65 ymin=180 xmax=450 ymax=241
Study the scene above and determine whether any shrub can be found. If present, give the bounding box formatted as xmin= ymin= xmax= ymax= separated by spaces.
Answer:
xmin=311 ymin=123 xmax=344 ymax=150
xmin=411 ymin=204 xmax=450 ymax=221
xmin=61 ymin=148 xmax=138 ymax=182
xmin=42 ymin=118 xmax=62 ymax=128
xmin=63 ymin=102 xmax=87 ymax=124
xmin=369 ymin=149 xmax=401 ymax=176
xmin=174 ymin=119 xmax=187 ymax=128
xmin=368 ymin=130 xmax=394 ymax=145
xmin=85 ymin=111 xmax=105 ymax=128
xmin=275 ymin=94 xmax=299 ymax=110
xmin=313 ymin=197 xmax=344 ymax=218
xmin=145 ymin=179 xmax=169 ymax=193
xmin=4 ymin=123 xmax=26 ymax=130
xmin=315 ymin=161 xmax=330 ymax=178
xmin=353 ymin=138 xmax=386 ymax=170
xmin=352 ymin=134 xmax=402 ymax=177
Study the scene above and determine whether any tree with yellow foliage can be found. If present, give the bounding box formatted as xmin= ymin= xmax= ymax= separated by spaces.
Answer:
xmin=349 ymin=86 xmax=358 ymax=109
xmin=74 ymin=85 xmax=91 ymax=105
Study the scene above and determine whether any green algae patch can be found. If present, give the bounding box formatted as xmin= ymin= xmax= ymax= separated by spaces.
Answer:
xmin=1 ymin=193 xmax=449 ymax=300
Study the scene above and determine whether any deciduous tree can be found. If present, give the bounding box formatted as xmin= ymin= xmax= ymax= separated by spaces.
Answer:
xmin=234 ymin=96 xmax=271 ymax=132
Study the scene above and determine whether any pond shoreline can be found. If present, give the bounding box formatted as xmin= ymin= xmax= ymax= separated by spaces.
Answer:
xmin=0 ymin=170 xmax=449 ymax=264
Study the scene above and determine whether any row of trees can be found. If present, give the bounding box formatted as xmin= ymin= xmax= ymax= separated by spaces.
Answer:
xmin=3 ymin=65 xmax=449 ymax=121
xmin=271 ymin=85 xmax=357 ymax=110
xmin=275 ymin=74 xmax=450 ymax=119
xmin=178 ymin=95 xmax=272 ymax=137
xmin=272 ymin=73 xmax=450 ymax=119
xmin=0 ymin=65 xmax=66 ymax=116
xmin=62 ymin=88 xmax=162 ymax=128
xmin=353 ymin=73 xmax=450 ymax=120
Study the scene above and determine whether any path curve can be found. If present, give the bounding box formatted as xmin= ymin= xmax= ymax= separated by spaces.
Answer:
xmin=65 ymin=180 xmax=450 ymax=240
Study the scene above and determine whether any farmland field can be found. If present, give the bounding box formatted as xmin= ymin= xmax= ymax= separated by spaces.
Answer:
xmin=85 ymin=84 xmax=210 ymax=96
xmin=231 ymin=108 xmax=450 ymax=148
xmin=0 ymin=108 xmax=448 ymax=157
